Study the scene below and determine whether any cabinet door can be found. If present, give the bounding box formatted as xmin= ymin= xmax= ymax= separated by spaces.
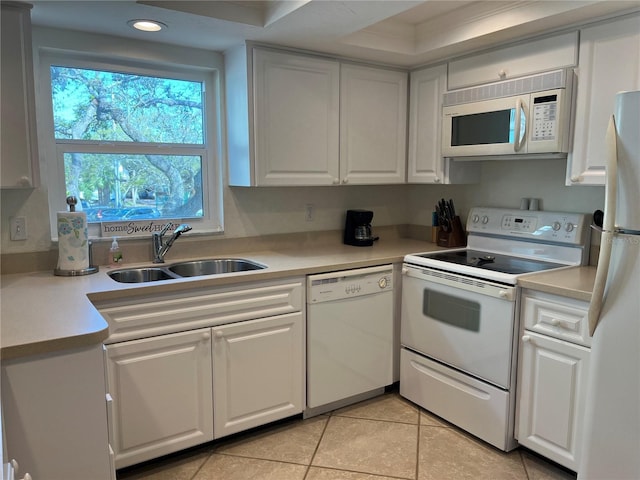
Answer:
xmin=340 ymin=65 xmax=407 ymax=184
xmin=213 ymin=312 xmax=304 ymax=438
xmin=407 ymin=64 xmax=446 ymax=184
xmin=2 ymin=344 xmax=113 ymax=479
xmin=253 ymin=49 xmax=340 ymax=185
xmin=1 ymin=3 xmax=39 ymax=188
xmin=105 ymin=329 xmax=213 ymax=469
xmin=448 ymin=31 xmax=578 ymax=89
xmin=567 ymin=14 xmax=640 ymax=186
xmin=516 ymin=331 xmax=590 ymax=471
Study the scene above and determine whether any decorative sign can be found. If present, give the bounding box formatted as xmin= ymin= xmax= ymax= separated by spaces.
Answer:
xmin=101 ymin=219 xmax=183 ymax=238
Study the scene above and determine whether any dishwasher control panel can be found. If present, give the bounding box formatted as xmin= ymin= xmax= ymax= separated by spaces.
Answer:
xmin=307 ymin=265 xmax=393 ymax=303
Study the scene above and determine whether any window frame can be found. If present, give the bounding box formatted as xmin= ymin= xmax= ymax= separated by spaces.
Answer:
xmin=38 ymin=48 xmax=223 ymax=241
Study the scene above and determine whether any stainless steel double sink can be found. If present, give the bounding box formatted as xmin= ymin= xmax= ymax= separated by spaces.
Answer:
xmin=108 ymin=258 xmax=267 ymax=283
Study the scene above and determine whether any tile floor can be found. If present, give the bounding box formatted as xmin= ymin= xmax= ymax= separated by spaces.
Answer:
xmin=117 ymin=392 xmax=577 ymax=480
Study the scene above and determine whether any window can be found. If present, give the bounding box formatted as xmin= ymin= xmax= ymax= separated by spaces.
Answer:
xmin=39 ymin=48 xmax=222 ymax=239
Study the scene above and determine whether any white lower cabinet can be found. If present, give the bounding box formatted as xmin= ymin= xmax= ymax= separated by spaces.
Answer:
xmin=516 ymin=290 xmax=590 ymax=472
xmin=2 ymin=344 xmax=113 ymax=479
xmin=213 ymin=312 xmax=304 ymax=438
xmin=99 ymin=277 xmax=305 ymax=470
xmin=105 ymin=328 xmax=214 ymax=469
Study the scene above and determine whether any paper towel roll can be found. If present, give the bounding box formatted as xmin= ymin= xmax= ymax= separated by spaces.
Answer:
xmin=57 ymin=211 xmax=89 ymax=271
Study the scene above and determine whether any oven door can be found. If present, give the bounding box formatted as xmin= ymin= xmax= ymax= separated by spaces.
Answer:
xmin=401 ymin=264 xmax=517 ymax=388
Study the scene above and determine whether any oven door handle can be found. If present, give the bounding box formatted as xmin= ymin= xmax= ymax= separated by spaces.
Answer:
xmin=403 ymin=265 xmax=516 ymax=301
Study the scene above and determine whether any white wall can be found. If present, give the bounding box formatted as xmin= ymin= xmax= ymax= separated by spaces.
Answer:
xmin=1 ymin=158 xmax=604 ymax=254
xmin=407 ymin=158 xmax=604 ymax=226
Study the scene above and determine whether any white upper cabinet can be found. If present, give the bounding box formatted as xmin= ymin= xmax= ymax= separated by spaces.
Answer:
xmin=566 ymin=13 xmax=640 ymax=186
xmin=226 ymin=45 xmax=408 ymax=186
xmin=252 ymin=48 xmax=340 ymax=186
xmin=448 ymin=31 xmax=578 ymax=90
xmin=407 ymin=64 xmax=446 ymax=184
xmin=1 ymin=2 xmax=39 ymax=189
xmin=407 ymin=64 xmax=480 ymax=184
xmin=340 ymin=64 xmax=407 ymax=185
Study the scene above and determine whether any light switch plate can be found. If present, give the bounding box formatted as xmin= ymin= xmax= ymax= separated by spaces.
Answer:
xmin=10 ymin=216 xmax=27 ymax=241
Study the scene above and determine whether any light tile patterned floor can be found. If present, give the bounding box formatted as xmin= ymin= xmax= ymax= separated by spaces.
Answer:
xmin=117 ymin=392 xmax=576 ymax=480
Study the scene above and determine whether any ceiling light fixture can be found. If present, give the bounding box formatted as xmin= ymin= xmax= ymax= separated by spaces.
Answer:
xmin=128 ymin=19 xmax=167 ymax=32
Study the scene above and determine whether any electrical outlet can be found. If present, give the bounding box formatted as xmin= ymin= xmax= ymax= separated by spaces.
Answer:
xmin=305 ymin=204 xmax=314 ymax=222
xmin=10 ymin=216 xmax=27 ymax=241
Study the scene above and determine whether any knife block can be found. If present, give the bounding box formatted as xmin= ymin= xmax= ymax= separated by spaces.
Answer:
xmin=436 ymin=216 xmax=467 ymax=248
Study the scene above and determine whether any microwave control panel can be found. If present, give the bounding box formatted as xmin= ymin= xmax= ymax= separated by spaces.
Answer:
xmin=531 ymin=93 xmax=559 ymax=141
xmin=528 ymin=87 xmax=570 ymax=153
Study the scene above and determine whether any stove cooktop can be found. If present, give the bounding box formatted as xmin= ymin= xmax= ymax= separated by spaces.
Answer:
xmin=412 ymin=249 xmax=566 ymax=275
xmin=405 ymin=207 xmax=591 ymax=284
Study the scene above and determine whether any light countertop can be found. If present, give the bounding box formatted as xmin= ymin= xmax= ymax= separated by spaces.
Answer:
xmin=1 ymin=237 xmax=438 ymax=360
xmin=1 ymin=238 xmax=597 ymax=361
xmin=518 ymin=265 xmax=596 ymax=302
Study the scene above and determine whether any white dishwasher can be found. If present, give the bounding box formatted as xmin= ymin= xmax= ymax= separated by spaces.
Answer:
xmin=306 ymin=264 xmax=394 ymax=415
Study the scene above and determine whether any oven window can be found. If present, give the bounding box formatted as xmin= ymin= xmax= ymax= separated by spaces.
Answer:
xmin=423 ymin=289 xmax=480 ymax=332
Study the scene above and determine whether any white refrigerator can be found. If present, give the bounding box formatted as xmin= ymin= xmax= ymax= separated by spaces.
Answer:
xmin=580 ymin=90 xmax=640 ymax=479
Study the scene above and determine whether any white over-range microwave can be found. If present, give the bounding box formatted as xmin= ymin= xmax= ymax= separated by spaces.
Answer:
xmin=441 ymin=69 xmax=574 ymax=159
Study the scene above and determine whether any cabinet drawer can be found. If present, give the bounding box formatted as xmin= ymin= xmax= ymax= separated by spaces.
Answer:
xmin=97 ymin=277 xmax=304 ymax=343
xmin=521 ymin=290 xmax=590 ymax=347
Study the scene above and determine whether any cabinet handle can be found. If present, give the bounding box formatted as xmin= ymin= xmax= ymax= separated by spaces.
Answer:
xmin=333 ymin=178 xmax=340 ymax=184
xmin=522 ymin=335 xmax=531 ymax=343
xmin=106 ymin=393 xmax=115 ymax=444
xmin=11 ymin=459 xmax=19 ymax=472
xmin=550 ymin=318 xmax=561 ymax=326
xmin=434 ymin=177 xmax=441 ymax=183
xmin=215 ymin=331 xmax=224 ymax=338
xmin=498 ymin=69 xmax=507 ymax=79
xmin=22 ymin=474 xmax=33 ymax=480
xmin=202 ymin=332 xmax=211 ymax=340
xmin=342 ymin=178 xmax=348 ymax=184
xmin=570 ymin=175 xmax=581 ymax=183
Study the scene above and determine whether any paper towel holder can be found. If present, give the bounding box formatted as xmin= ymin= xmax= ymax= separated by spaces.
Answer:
xmin=54 ymin=196 xmax=99 ymax=277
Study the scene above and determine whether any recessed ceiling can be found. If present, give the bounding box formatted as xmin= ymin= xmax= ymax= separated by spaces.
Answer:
xmin=29 ymin=0 xmax=640 ymax=67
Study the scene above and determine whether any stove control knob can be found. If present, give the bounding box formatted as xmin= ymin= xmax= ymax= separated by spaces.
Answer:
xmin=498 ymin=290 xmax=509 ymax=299
xmin=552 ymin=221 xmax=562 ymax=231
xmin=472 ymin=214 xmax=480 ymax=223
xmin=481 ymin=216 xmax=489 ymax=224
xmin=565 ymin=223 xmax=575 ymax=232
xmin=378 ymin=277 xmax=388 ymax=289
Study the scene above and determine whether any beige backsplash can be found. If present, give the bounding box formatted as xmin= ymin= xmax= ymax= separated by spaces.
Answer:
xmin=0 ymin=225 xmax=418 ymax=275
xmin=1 ymin=223 xmax=600 ymax=275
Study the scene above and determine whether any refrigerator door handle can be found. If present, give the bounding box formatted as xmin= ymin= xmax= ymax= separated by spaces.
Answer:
xmin=587 ymin=116 xmax=618 ymax=336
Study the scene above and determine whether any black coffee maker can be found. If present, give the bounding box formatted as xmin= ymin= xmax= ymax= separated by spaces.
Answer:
xmin=344 ymin=209 xmax=375 ymax=246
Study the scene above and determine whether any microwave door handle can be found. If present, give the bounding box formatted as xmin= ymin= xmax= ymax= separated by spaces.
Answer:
xmin=513 ymin=98 xmax=527 ymax=152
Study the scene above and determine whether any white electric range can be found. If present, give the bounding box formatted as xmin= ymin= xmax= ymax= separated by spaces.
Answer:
xmin=400 ymin=207 xmax=591 ymax=451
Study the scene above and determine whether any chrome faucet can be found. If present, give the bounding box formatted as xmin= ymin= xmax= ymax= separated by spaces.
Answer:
xmin=152 ymin=223 xmax=192 ymax=263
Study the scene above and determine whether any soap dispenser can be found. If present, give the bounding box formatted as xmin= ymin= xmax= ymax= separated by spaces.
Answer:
xmin=110 ymin=237 xmax=123 ymax=266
